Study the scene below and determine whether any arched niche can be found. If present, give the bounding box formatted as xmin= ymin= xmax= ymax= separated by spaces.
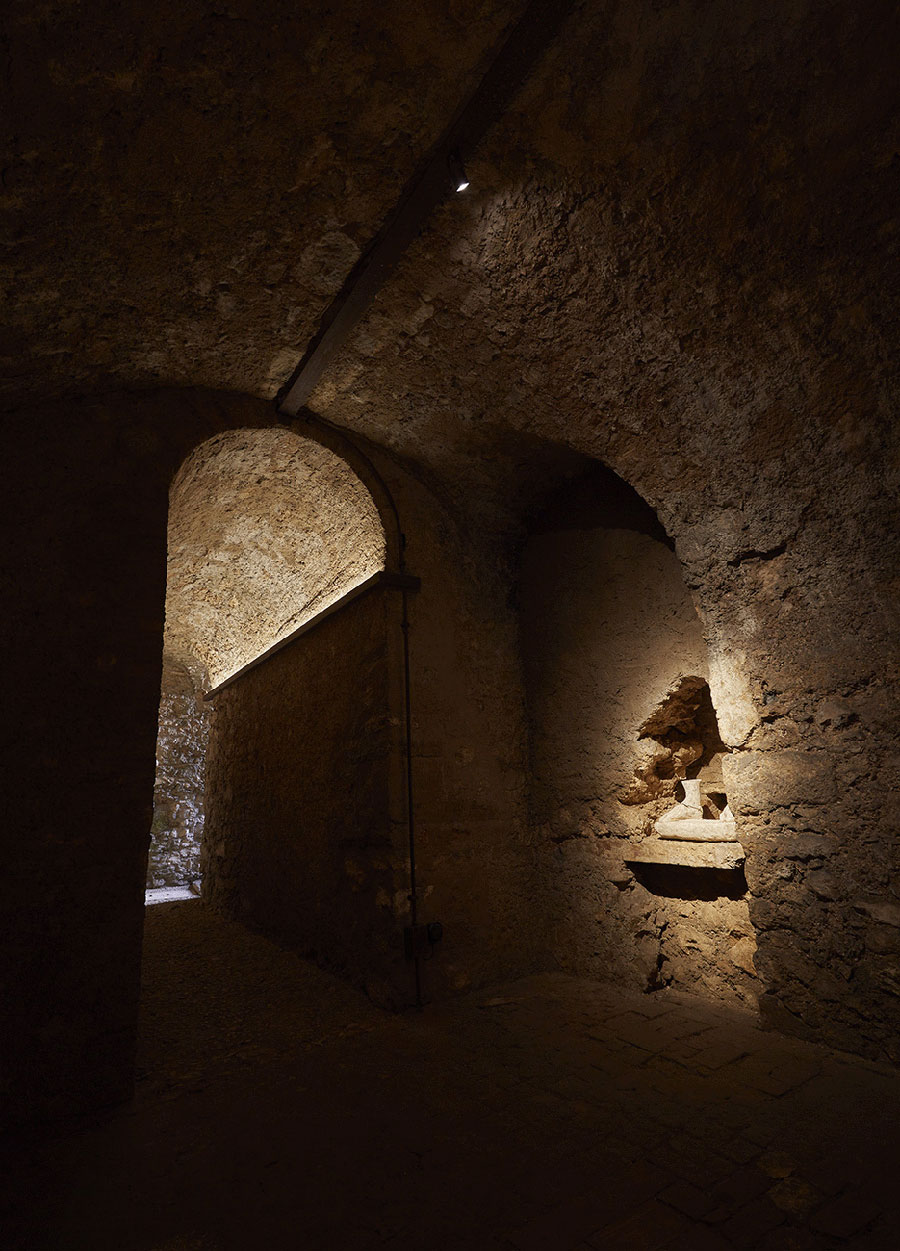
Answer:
xmin=518 ymin=459 xmax=759 ymax=1007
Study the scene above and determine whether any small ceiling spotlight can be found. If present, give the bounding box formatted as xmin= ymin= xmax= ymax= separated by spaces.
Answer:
xmin=448 ymin=150 xmax=469 ymax=193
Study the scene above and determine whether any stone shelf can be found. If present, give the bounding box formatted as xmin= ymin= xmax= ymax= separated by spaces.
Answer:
xmin=624 ymin=838 xmax=746 ymax=870
xmin=655 ymin=818 xmax=738 ymax=842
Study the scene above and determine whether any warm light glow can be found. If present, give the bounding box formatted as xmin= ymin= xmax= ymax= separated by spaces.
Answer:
xmin=448 ymin=150 xmax=469 ymax=195
xmin=165 ymin=428 xmax=387 ymax=688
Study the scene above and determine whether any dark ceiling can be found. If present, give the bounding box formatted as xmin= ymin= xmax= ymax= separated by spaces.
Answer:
xmin=2 ymin=1 xmax=897 ymax=527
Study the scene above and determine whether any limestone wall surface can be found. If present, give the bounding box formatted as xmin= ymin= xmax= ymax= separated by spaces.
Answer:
xmin=166 ymin=428 xmax=386 ymax=689
xmin=147 ymin=654 xmax=209 ymax=889
xmin=202 ymin=584 xmax=411 ymax=1007
xmin=519 ymin=471 xmax=759 ymax=1007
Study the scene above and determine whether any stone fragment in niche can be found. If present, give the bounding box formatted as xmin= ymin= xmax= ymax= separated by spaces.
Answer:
xmin=655 ymin=778 xmax=739 ymax=842
xmin=624 ymin=676 xmax=723 ymax=805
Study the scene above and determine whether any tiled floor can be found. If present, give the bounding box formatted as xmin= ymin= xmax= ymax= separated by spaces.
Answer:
xmin=4 ymin=901 xmax=899 ymax=1250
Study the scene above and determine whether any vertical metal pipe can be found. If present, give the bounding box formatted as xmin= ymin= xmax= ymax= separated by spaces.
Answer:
xmin=277 ymin=407 xmax=422 ymax=1009
xmin=400 ymin=557 xmax=423 ymax=1010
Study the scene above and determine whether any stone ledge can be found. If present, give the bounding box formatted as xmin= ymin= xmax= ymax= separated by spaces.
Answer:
xmin=654 ymin=818 xmax=738 ymax=842
xmin=624 ymin=838 xmax=746 ymax=870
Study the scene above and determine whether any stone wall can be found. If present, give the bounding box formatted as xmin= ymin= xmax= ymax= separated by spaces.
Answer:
xmin=147 ymin=654 xmax=210 ymax=889
xmin=519 ymin=468 xmax=759 ymax=1006
xmin=202 ymin=584 xmax=411 ymax=1007
xmin=1 ymin=388 xmax=278 ymax=1126
xmin=308 ymin=1 xmax=899 ymax=1061
xmin=3 ymin=0 xmax=898 ymax=1102
xmin=3 ymin=367 xmax=898 ymax=1131
xmin=199 ymin=449 xmax=542 ymax=1009
xmin=381 ymin=464 xmax=537 ymax=1001
xmin=3 ymin=0 xmax=524 ymax=411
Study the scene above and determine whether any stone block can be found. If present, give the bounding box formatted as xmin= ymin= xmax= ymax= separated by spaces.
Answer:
xmin=857 ymin=900 xmax=900 ymax=928
xmin=624 ymin=838 xmax=745 ymax=870
xmin=723 ymin=750 xmax=836 ymax=812
xmin=776 ymin=832 xmax=834 ymax=860
xmin=707 ymin=650 xmax=760 ymax=747
xmin=804 ymin=869 xmax=838 ymax=900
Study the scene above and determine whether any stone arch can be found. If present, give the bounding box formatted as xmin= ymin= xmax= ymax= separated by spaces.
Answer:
xmin=518 ymin=455 xmax=758 ymax=1006
xmin=164 ymin=425 xmax=389 ymax=689
xmin=276 ymin=413 xmax=405 ymax=577
xmin=148 ymin=424 xmax=393 ymax=895
xmin=150 ymin=391 xmax=404 ymax=585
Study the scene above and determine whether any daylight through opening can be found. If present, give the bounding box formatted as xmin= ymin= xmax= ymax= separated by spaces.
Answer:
xmin=146 ymin=427 xmax=387 ymax=899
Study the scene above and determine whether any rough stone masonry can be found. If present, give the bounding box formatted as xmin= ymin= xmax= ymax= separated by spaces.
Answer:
xmin=2 ymin=0 xmax=897 ymax=1126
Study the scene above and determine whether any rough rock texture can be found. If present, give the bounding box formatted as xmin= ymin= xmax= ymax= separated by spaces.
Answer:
xmin=2 ymin=389 xmax=279 ymax=1124
xmin=2 ymin=0 xmax=898 ymax=1126
xmin=0 ymin=0 xmax=525 ymax=408
xmin=166 ymin=427 xmax=385 ymax=687
xmin=203 ymin=584 xmax=410 ymax=1007
xmin=305 ymin=1 xmax=898 ymax=1056
xmin=519 ymin=466 xmax=758 ymax=1006
xmin=147 ymin=654 xmax=210 ymax=889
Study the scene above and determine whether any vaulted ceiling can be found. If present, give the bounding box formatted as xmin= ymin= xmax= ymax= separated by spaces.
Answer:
xmin=165 ymin=427 xmax=385 ymax=687
xmin=3 ymin=0 xmax=897 ymax=532
xmin=1 ymin=0 xmax=524 ymax=406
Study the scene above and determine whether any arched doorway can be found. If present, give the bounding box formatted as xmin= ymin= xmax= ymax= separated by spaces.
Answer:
xmin=146 ymin=425 xmax=388 ymax=901
xmin=144 ymin=425 xmax=414 ymax=1004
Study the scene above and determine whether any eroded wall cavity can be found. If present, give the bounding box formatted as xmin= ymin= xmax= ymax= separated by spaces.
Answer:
xmin=520 ymin=466 xmax=758 ymax=1006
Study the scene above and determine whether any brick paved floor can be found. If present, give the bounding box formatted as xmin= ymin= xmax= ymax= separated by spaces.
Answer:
xmin=4 ymin=901 xmax=899 ymax=1250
